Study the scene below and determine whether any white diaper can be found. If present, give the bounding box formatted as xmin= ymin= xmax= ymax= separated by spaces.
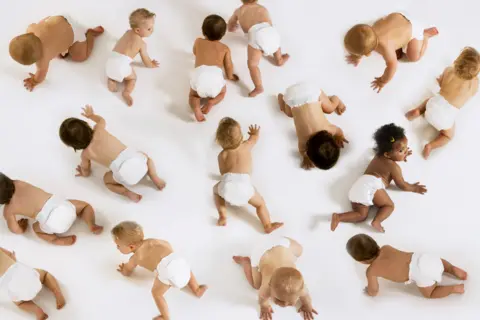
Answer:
xmin=407 ymin=253 xmax=444 ymax=288
xmin=399 ymin=12 xmax=425 ymax=54
xmin=217 ymin=173 xmax=255 ymax=206
xmin=36 ymin=196 xmax=77 ymax=234
xmin=62 ymin=15 xmax=87 ymax=44
xmin=248 ymin=22 xmax=281 ymax=56
xmin=250 ymin=237 xmax=291 ymax=269
xmin=156 ymin=253 xmax=191 ymax=288
xmin=190 ymin=65 xmax=226 ymax=98
xmin=283 ymin=82 xmax=321 ymax=108
xmin=110 ymin=148 xmax=148 ymax=186
xmin=348 ymin=175 xmax=385 ymax=206
xmin=425 ymin=94 xmax=459 ymax=131
xmin=106 ymin=51 xmax=134 ymax=82
xmin=0 ymin=263 xmax=42 ymax=302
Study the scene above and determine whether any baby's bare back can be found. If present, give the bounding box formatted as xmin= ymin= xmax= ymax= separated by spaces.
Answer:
xmin=135 ymin=239 xmax=173 ymax=272
xmin=4 ymin=181 xmax=51 ymax=219
xmin=27 ymin=16 xmax=74 ymax=61
xmin=364 ymin=156 xmax=397 ymax=186
xmin=374 ymin=13 xmax=412 ymax=51
xmin=0 ymin=250 xmax=16 ymax=276
xmin=194 ymin=39 xmax=228 ymax=68
xmin=218 ymin=144 xmax=252 ymax=174
xmin=370 ymin=246 xmax=412 ymax=283
xmin=293 ymin=103 xmax=331 ymax=153
xmin=440 ymin=67 xmax=479 ymax=108
xmin=83 ymin=128 xmax=126 ymax=167
xmin=113 ymin=30 xmax=143 ymax=59
xmin=259 ymin=246 xmax=297 ymax=278
xmin=237 ymin=3 xmax=272 ymax=33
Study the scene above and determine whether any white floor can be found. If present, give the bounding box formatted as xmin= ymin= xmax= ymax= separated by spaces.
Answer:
xmin=1 ymin=0 xmax=479 ymax=319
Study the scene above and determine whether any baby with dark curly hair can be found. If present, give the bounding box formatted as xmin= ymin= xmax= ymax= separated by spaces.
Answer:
xmin=331 ymin=124 xmax=427 ymax=233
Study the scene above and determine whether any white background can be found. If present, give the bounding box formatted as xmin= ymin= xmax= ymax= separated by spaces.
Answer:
xmin=0 ymin=0 xmax=479 ymax=319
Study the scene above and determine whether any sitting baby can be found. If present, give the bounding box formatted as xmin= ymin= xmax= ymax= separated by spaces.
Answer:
xmin=1 ymin=173 xmax=102 ymax=246
xmin=112 ymin=221 xmax=208 ymax=320
xmin=59 ymin=105 xmax=166 ymax=202
xmin=214 ymin=117 xmax=283 ymax=233
xmin=106 ymin=8 xmax=159 ymax=106
xmin=347 ymin=234 xmax=467 ymax=298
xmin=233 ymin=236 xmax=317 ymax=320
xmin=277 ymin=82 xmax=348 ymax=170
xmin=0 ymin=247 xmax=65 ymax=320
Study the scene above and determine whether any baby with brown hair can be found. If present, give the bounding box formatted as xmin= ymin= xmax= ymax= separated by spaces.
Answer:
xmin=9 ymin=15 xmax=104 ymax=91
xmin=406 ymin=47 xmax=480 ymax=159
xmin=347 ymin=234 xmax=467 ymax=299
xmin=106 ymin=8 xmax=159 ymax=106
xmin=344 ymin=13 xmax=438 ymax=92
xmin=112 ymin=221 xmax=208 ymax=320
xmin=213 ymin=118 xmax=283 ymax=233
xmin=233 ymin=236 xmax=317 ymax=320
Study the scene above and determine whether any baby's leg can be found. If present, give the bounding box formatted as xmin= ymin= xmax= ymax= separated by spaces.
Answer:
xmin=371 ymin=190 xmax=395 ymax=233
xmin=122 ymin=69 xmax=137 ymax=107
xmin=247 ymin=46 xmax=264 ymax=97
xmin=277 ymin=93 xmax=293 ymax=117
xmin=248 ymin=190 xmax=283 ymax=233
xmin=418 ymin=283 xmax=464 ymax=299
xmin=213 ymin=183 xmax=227 ymax=226
xmin=286 ymin=237 xmax=303 ymax=258
xmin=331 ymin=203 xmax=369 ymax=232
xmin=146 ymin=157 xmax=166 ymax=190
xmin=107 ymin=78 xmax=118 ymax=93
xmin=202 ymin=86 xmax=227 ymax=115
xmin=441 ymin=259 xmax=468 ymax=280
xmin=32 ymin=222 xmax=77 ymax=246
xmin=273 ymin=48 xmax=290 ymax=67
xmin=187 ymin=272 xmax=208 ymax=297
xmin=405 ymin=28 xmax=439 ymax=62
xmin=151 ymin=278 xmax=171 ymax=320
xmin=406 ymin=98 xmax=428 ymax=120
xmin=320 ymin=92 xmax=343 ymax=114
xmin=70 ymin=200 xmax=103 ymax=234
xmin=232 ymin=256 xmax=262 ymax=289
xmin=15 ymin=301 xmax=48 ymax=320
xmin=36 ymin=269 xmax=65 ymax=310
xmin=68 ymin=26 xmax=104 ymax=62
xmin=189 ymin=89 xmax=205 ymax=122
xmin=423 ymin=127 xmax=454 ymax=159
xmin=103 ymin=171 xmax=142 ymax=202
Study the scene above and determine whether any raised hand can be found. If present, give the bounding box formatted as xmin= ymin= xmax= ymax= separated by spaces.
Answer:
xmin=248 ymin=124 xmax=260 ymax=136
xmin=23 ymin=73 xmax=38 ymax=92
xmin=81 ymin=105 xmax=95 ymax=119
xmin=404 ymin=148 xmax=413 ymax=162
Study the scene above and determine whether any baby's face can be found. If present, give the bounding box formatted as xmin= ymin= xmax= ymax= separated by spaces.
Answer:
xmin=388 ymin=137 xmax=409 ymax=161
xmin=137 ymin=18 xmax=155 ymax=37
xmin=114 ymin=238 xmax=133 ymax=254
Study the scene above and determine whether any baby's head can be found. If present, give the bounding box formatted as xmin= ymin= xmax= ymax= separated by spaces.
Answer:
xmin=202 ymin=15 xmax=227 ymax=41
xmin=9 ymin=33 xmax=43 ymax=65
xmin=0 ymin=173 xmax=15 ymax=205
xmin=111 ymin=221 xmax=145 ymax=254
xmin=373 ymin=123 xmax=408 ymax=161
xmin=242 ymin=0 xmax=258 ymax=4
xmin=130 ymin=8 xmax=156 ymax=37
xmin=454 ymin=47 xmax=480 ymax=80
xmin=344 ymin=24 xmax=378 ymax=57
xmin=59 ymin=118 xmax=94 ymax=152
xmin=216 ymin=117 xmax=243 ymax=150
xmin=306 ymin=131 xmax=340 ymax=170
xmin=346 ymin=234 xmax=380 ymax=264
xmin=269 ymin=267 xmax=304 ymax=307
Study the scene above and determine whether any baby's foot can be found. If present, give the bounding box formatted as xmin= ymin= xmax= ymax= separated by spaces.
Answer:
xmin=330 ymin=213 xmax=340 ymax=232
xmin=54 ymin=235 xmax=77 ymax=246
xmin=249 ymin=86 xmax=264 ymax=98
xmin=153 ymin=316 xmax=165 ymax=320
xmin=424 ymin=27 xmax=439 ymax=38
xmin=122 ymin=92 xmax=133 ymax=107
xmin=152 ymin=177 xmax=166 ymax=191
xmin=405 ymin=109 xmax=421 ymax=121
xmin=217 ymin=217 xmax=227 ymax=226
xmin=201 ymin=102 xmax=214 ymax=115
xmin=108 ymin=79 xmax=118 ymax=92
xmin=194 ymin=285 xmax=208 ymax=298
xmin=90 ymin=225 xmax=104 ymax=235
xmin=125 ymin=191 xmax=142 ymax=203
xmin=233 ymin=256 xmax=251 ymax=265
xmin=276 ymin=54 xmax=290 ymax=66
xmin=264 ymin=222 xmax=284 ymax=234
xmin=451 ymin=267 xmax=468 ymax=280
xmin=453 ymin=284 xmax=465 ymax=294
xmin=55 ymin=292 xmax=66 ymax=310
xmin=87 ymin=26 xmax=105 ymax=37
xmin=422 ymin=144 xmax=432 ymax=159
xmin=194 ymin=108 xmax=206 ymax=122
xmin=36 ymin=311 xmax=48 ymax=320
xmin=371 ymin=221 xmax=385 ymax=233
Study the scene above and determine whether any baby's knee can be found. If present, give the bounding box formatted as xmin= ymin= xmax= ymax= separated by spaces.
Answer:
xmin=247 ymin=60 xmax=260 ymax=69
xmin=358 ymin=211 xmax=369 ymax=221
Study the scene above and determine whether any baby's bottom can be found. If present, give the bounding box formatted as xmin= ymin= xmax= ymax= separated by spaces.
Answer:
xmin=66 ymin=26 xmax=104 ymax=62
xmin=417 ymin=259 xmax=467 ymax=298
xmin=403 ymin=27 xmax=439 ymax=62
xmin=189 ymin=86 xmax=227 ymax=122
xmin=108 ymin=69 xmax=137 ymax=107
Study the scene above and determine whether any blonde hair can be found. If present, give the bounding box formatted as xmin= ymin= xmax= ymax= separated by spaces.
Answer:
xmin=9 ymin=33 xmax=43 ymax=65
xmin=216 ymin=117 xmax=243 ymax=150
xmin=129 ymin=8 xmax=156 ymax=29
xmin=270 ymin=267 xmax=304 ymax=299
xmin=111 ymin=221 xmax=144 ymax=245
xmin=344 ymin=24 xmax=378 ymax=56
xmin=454 ymin=47 xmax=480 ymax=80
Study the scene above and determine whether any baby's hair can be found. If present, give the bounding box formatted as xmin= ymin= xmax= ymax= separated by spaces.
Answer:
xmin=0 ymin=173 xmax=15 ymax=205
xmin=129 ymin=8 xmax=156 ymax=29
xmin=346 ymin=234 xmax=380 ymax=262
xmin=344 ymin=24 xmax=378 ymax=56
xmin=9 ymin=33 xmax=43 ymax=65
xmin=216 ymin=117 xmax=243 ymax=150
xmin=111 ymin=221 xmax=144 ymax=246
xmin=242 ymin=0 xmax=258 ymax=3
xmin=306 ymin=131 xmax=340 ymax=170
xmin=270 ymin=267 xmax=304 ymax=298
xmin=202 ymin=15 xmax=227 ymax=41
xmin=373 ymin=123 xmax=405 ymax=156
xmin=59 ymin=118 xmax=94 ymax=151
xmin=454 ymin=47 xmax=480 ymax=80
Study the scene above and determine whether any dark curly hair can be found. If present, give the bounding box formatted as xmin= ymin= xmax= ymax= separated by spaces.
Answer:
xmin=202 ymin=15 xmax=227 ymax=41
xmin=59 ymin=118 xmax=94 ymax=151
xmin=373 ymin=123 xmax=405 ymax=156
xmin=0 ymin=173 xmax=15 ymax=205
xmin=346 ymin=234 xmax=380 ymax=262
xmin=306 ymin=131 xmax=340 ymax=170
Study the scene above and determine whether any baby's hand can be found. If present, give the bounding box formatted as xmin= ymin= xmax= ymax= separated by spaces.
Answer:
xmin=248 ymin=125 xmax=260 ymax=136
xmin=335 ymin=102 xmax=346 ymax=116
xmin=334 ymin=135 xmax=349 ymax=148
xmin=117 ymin=263 xmax=130 ymax=276
xmin=260 ymin=305 xmax=273 ymax=320
xmin=411 ymin=182 xmax=427 ymax=195
xmin=228 ymin=23 xmax=239 ymax=32
xmin=364 ymin=287 xmax=378 ymax=297
xmin=81 ymin=105 xmax=95 ymax=119
xmin=301 ymin=156 xmax=315 ymax=170
xmin=23 ymin=73 xmax=38 ymax=92
xmin=150 ymin=59 xmax=160 ymax=68
xmin=345 ymin=54 xmax=361 ymax=67
xmin=229 ymin=74 xmax=240 ymax=82
xmin=298 ymin=305 xmax=318 ymax=320
xmin=18 ymin=219 xmax=29 ymax=233
xmin=75 ymin=165 xmax=91 ymax=177
xmin=404 ymin=148 xmax=412 ymax=162
xmin=371 ymin=77 xmax=385 ymax=93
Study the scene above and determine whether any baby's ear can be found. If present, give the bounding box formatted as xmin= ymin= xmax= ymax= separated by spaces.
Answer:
xmin=383 ymin=152 xmax=390 ymax=159
xmin=134 ymin=28 xmax=141 ymax=34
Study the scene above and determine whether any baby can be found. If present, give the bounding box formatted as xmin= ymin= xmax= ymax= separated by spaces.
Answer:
xmin=344 ymin=12 xmax=438 ymax=92
xmin=106 ymin=8 xmax=159 ymax=106
xmin=277 ymin=82 xmax=348 ymax=170
xmin=59 ymin=105 xmax=166 ymax=202
xmin=228 ymin=0 xmax=290 ymax=97
xmin=9 ymin=15 xmax=104 ymax=92
xmin=233 ymin=236 xmax=317 ymax=320
xmin=1 ymin=173 xmax=102 ymax=246
xmin=0 ymin=247 xmax=65 ymax=319
xmin=214 ymin=118 xmax=283 ymax=233
xmin=190 ymin=14 xmax=239 ymax=122
xmin=406 ymin=47 xmax=480 ymax=159
xmin=347 ymin=234 xmax=467 ymax=299
xmin=112 ymin=221 xmax=208 ymax=320
xmin=331 ymin=124 xmax=427 ymax=233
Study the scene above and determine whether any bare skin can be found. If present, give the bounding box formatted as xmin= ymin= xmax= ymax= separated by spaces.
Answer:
xmin=331 ymin=137 xmax=427 ymax=232
xmin=346 ymin=13 xmax=438 ymax=92
xmin=277 ymin=91 xmax=348 ymax=170
xmin=363 ymin=246 xmax=467 ymax=298
xmin=406 ymin=66 xmax=479 ymax=159
xmin=18 ymin=16 xmax=104 ymax=91
xmin=74 ymin=105 xmax=166 ymax=201
xmin=115 ymin=238 xmax=207 ymax=320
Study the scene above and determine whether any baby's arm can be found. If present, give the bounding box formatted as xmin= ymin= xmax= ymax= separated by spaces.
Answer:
xmin=391 ymin=164 xmax=427 ymax=194
xmin=245 ymin=125 xmax=260 ymax=149
xmin=4 ymin=212 xmax=28 ymax=234
xmin=0 ymin=247 xmax=17 ymax=261
xmin=331 ymin=125 xmax=349 ymax=148
xmin=298 ymin=288 xmax=318 ymax=319
xmin=365 ymin=266 xmax=379 ymax=297
xmin=258 ymin=284 xmax=273 ymax=320
xmin=76 ymin=153 xmax=92 ymax=177
xmin=224 ymin=48 xmax=239 ymax=81
xmin=299 ymin=141 xmax=315 ymax=170
xmin=81 ymin=105 xmax=106 ymax=128
xmin=372 ymin=49 xmax=398 ymax=92
xmin=118 ymin=253 xmax=139 ymax=277
xmin=139 ymin=42 xmax=159 ymax=68
xmin=227 ymin=9 xmax=240 ymax=32
xmin=24 ymin=60 xmax=50 ymax=91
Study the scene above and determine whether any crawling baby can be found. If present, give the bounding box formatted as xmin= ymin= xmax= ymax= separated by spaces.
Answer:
xmin=344 ymin=12 xmax=438 ymax=92
xmin=59 ymin=105 xmax=166 ymax=202
xmin=406 ymin=47 xmax=480 ymax=159
xmin=347 ymin=234 xmax=467 ymax=299
xmin=106 ymin=8 xmax=159 ymax=106
xmin=233 ymin=236 xmax=317 ymax=320
xmin=112 ymin=221 xmax=208 ymax=320
xmin=278 ymin=82 xmax=348 ymax=170
xmin=331 ymin=124 xmax=427 ymax=233
xmin=190 ymin=14 xmax=239 ymax=122
xmin=9 ymin=15 xmax=104 ymax=91
xmin=228 ymin=0 xmax=289 ymax=97
xmin=0 ymin=173 xmax=102 ymax=246
xmin=214 ymin=118 xmax=283 ymax=233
